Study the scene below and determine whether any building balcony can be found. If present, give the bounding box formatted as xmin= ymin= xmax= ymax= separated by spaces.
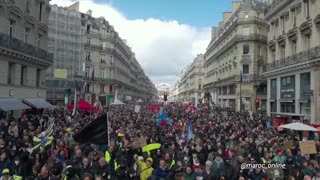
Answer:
xmin=266 ymin=45 xmax=320 ymax=72
xmin=0 ymin=32 xmax=53 ymax=64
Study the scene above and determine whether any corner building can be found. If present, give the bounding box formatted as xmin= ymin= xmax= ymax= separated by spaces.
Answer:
xmin=265 ymin=0 xmax=320 ymax=123
xmin=204 ymin=0 xmax=268 ymax=113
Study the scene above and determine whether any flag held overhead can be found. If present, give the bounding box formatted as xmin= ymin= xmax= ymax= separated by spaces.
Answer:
xmin=73 ymin=114 xmax=109 ymax=145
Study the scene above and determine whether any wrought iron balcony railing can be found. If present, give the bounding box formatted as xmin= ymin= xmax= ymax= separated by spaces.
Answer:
xmin=266 ymin=45 xmax=320 ymax=71
xmin=0 ymin=32 xmax=53 ymax=63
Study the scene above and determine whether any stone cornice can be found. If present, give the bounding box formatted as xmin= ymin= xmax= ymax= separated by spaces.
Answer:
xmin=0 ymin=47 xmax=51 ymax=68
xmin=264 ymin=59 xmax=320 ymax=77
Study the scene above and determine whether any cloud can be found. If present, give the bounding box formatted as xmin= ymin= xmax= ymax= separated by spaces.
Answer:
xmin=50 ymin=0 xmax=211 ymax=85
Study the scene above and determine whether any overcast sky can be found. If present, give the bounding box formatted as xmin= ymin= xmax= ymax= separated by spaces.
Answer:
xmin=50 ymin=0 xmax=232 ymax=85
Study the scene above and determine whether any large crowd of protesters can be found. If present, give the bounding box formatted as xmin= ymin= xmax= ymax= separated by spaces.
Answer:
xmin=0 ymin=101 xmax=320 ymax=180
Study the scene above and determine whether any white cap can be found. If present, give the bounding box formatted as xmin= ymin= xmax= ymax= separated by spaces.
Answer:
xmin=138 ymin=156 xmax=144 ymax=161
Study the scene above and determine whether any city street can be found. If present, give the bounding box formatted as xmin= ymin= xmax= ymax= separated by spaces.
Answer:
xmin=0 ymin=0 xmax=320 ymax=180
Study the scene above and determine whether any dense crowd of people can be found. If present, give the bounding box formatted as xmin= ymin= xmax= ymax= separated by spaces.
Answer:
xmin=0 ymin=102 xmax=319 ymax=180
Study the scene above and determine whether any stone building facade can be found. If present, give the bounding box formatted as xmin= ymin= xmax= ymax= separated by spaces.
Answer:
xmin=178 ymin=54 xmax=205 ymax=106
xmin=264 ymin=0 xmax=320 ymax=123
xmin=81 ymin=10 xmax=156 ymax=105
xmin=0 ymin=0 xmax=53 ymax=100
xmin=46 ymin=3 xmax=83 ymax=105
xmin=203 ymin=0 xmax=268 ymax=113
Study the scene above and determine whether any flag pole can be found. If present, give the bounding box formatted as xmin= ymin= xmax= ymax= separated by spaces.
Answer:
xmin=72 ymin=87 xmax=77 ymax=116
xmin=239 ymin=71 xmax=242 ymax=113
xmin=107 ymin=112 xmax=110 ymax=146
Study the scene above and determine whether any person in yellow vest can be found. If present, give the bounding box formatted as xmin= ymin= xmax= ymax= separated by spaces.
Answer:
xmin=134 ymin=155 xmax=154 ymax=180
xmin=0 ymin=169 xmax=13 ymax=180
xmin=105 ymin=149 xmax=120 ymax=171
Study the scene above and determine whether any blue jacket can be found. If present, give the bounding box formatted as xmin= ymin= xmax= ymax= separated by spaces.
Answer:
xmin=152 ymin=167 xmax=170 ymax=178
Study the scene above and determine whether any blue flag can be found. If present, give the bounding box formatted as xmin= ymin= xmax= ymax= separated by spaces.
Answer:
xmin=156 ymin=108 xmax=172 ymax=126
xmin=185 ymin=120 xmax=193 ymax=140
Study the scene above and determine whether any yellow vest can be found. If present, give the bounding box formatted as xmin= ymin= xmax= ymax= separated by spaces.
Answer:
xmin=169 ymin=160 xmax=175 ymax=169
xmin=105 ymin=151 xmax=111 ymax=163
xmin=13 ymin=175 xmax=22 ymax=180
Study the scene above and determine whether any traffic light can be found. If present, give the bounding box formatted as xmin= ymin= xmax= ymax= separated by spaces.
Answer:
xmin=255 ymin=98 xmax=260 ymax=109
xmin=164 ymin=93 xmax=168 ymax=101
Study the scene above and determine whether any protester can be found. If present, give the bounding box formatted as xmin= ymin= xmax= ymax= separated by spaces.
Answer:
xmin=0 ymin=101 xmax=319 ymax=180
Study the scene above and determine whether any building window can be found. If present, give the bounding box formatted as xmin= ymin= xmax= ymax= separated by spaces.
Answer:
xmin=24 ymin=28 xmax=30 ymax=43
xmin=9 ymin=20 xmax=15 ymax=38
xmin=304 ymin=34 xmax=310 ymax=50
xmin=281 ymin=103 xmax=295 ymax=113
xmin=271 ymin=49 xmax=276 ymax=63
xmin=100 ymin=68 xmax=106 ymax=78
xmin=86 ymin=25 xmax=91 ymax=34
xmin=26 ymin=0 xmax=31 ymax=13
xmin=281 ymin=75 xmax=295 ymax=98
xmin=85 ymin=66 xmax=90 ymax=77
xmin=243 ymin=45 xmax=250 ymax=54
xmin=291 ymin=40 xmax=297 ymax=54
xmin=37 ymin=34 xmax=42 ymax=48
xmin=85 ymin=84 xmax=90 ymax=93
xmin=304 ymin=0 xmax=310 ymax=19
xmin=86 ymin=38 xmax=91 ymax=45
xmin=86 ymin=52 xmax=91 ymax=61
xmin=36 ymin=69 xmax=41 ymax=87
xmin=291 ymin=8 xmax=296 ymax=27
xmin=270 ymin=102 xmax=277 ymax=112
xmin=243 ymin=64 xmax=249 ymax=74
xmin=280 ymin=17 xmax=285 ymax=33
xmin=101 ymin=54 xmax=106 ymax=63
xmin=39 ymin=2 xmax=43 ymax=21
xmin=110 ymin=56 xmax=114 ymax=64
xmin=271 ymin=23 xmax=276 ymax=38
xmin=257 ymin=27 xmax=261 ymax=35
xmin=257 ymin=45 xmax=261 ymax=56
xmin=280 ymin=45 xmax=285 ymax=59
xmin=300 ymin=72 xmax=311 ymax=99
xmin=20 ymin=65 xmax=26 ymax=85
xmin=300 ymin=102 xmax=311 ymax=116
xmin=100 ymin=85 xmax=105 ymax=93
xmin=8 ymin=63 xmax=14 ymax=84
xmin=102 ymin=28 xmax=107 ymax=36
xmin=243 ymin=27 xmax=250 ymax=36
xmin=271 ymin=79 xmax=277 ymax=99
xmin=199 ymin=84 xmax=201 ymax=90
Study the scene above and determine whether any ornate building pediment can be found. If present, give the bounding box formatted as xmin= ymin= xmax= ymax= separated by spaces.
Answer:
xmin=299 ymin=19 xmax=312 ymax=36
xmin=24 ymin=14 xmax=36 ymax=26
xmin=38 ymin=22 xmax=48 ymax=32
xmin=7 ymin=5 xmax=23 ymax=21
xmin=268 ymin=40 xmax=276 ymax=50
xmin=314 ymin=14 xmax=320 ymax=29
xmin=277 ymin=34 xmax=286 ymax=47
xmin=287 ymin=28 xmax=298 ymax=41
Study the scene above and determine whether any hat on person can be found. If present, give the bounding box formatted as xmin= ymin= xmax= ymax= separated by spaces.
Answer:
xmin=2 ymin=168 xmax=9 ymax=174
xmin=146 ymin=157 xmax=153 ymax=164
xmin=277 ymin=149 xmax=283 ymax=154
xmin=118 ymin=133 xmax=124 ymax=137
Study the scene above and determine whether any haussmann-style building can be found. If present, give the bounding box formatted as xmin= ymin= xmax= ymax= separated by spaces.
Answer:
xmin=0 ymin=0 xmax=54 ymax=116
xmin=264 ymin=0 xmax=320 ymax=123
xmin=203 ymin=0 xmax=269 ymax=113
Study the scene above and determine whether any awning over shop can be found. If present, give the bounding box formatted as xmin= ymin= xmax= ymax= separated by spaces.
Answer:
xmin=23 ymin=99 xmax=54 ymax=109
xmin=0 ymin=99 xmax=31 ymax=111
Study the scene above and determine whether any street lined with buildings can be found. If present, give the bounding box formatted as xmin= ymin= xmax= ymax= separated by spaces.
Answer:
xmin=174 ymin=0 xmax=320 ymax=124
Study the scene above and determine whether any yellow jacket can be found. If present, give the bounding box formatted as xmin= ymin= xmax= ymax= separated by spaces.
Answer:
xmin=135 ymin=159 xmax=154 ymax=180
